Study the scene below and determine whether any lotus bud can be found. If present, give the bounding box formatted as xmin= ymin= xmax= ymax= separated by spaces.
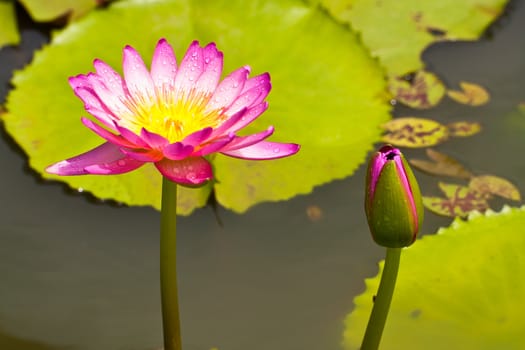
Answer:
xmin=364 ymin=145 xmax=424 ymax=248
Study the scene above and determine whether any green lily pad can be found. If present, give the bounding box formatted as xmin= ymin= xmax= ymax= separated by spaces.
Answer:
xmin=0 ymin=1 xmax=20 ymax=48
xmin=344 ymin=205 xmax=525 ymax=349
xmin=3 ymin=0 xmax=390 ymax=214
xmin=314 ymin=0 xmax=508 ymax=77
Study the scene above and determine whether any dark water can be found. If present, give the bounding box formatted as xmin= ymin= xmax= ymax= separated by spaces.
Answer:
xmin=0 ymin=2 xmax=524 ymax=350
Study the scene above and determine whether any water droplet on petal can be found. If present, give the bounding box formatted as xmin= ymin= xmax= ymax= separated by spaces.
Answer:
xmin=204 ymin=58 xmax=210 ymax=64
xmin=117 ymin=160 xmax=126 ymax=166
xmin=273 ymin=148 xmax=280 ymax=153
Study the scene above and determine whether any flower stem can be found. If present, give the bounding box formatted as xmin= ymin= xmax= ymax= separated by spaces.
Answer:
xmin=160 ymin=178 xmax=182 ymax=350
xmin=361 ymin=247 xmax=402 ymax=350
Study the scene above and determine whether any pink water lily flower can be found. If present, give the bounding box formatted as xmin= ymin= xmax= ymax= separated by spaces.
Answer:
xmin=46 ymin=39 xmax=300 ymax=185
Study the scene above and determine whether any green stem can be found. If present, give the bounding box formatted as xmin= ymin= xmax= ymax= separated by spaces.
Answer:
xmin=361 ymin=247 xmax=402 ymax=350
xmin=160 ymin=178 xmax=182 ymax=350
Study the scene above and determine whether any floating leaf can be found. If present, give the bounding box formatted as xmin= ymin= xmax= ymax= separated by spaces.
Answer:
xmin=423 ymin=182 xmax=489 ymax=217
xmin=18 ymin=0 xmax=101 ymax=21
xmin=0 ymin=1 xmax=20 ymax=48
xmin=344 ymin=206 xmax=525 ymax=350
xmin=314 ymin=0 xmax=508 ymax=76
xmin=447 ymin=81 xmax=490 ymax=106
xmin=388 ymin=70 xmax=446 ymax=109
xmin=410 ymin=148 xmax=473 ymax=179
xmin=381 ymin=117 xmax=448 ymax=148
xmin=446 ymin=121 xmax=482 ymax=137
xmin=469 ymin=175 xmax=521 ymax=201
xmin=4 ymin=0 xmax=390 ymax=214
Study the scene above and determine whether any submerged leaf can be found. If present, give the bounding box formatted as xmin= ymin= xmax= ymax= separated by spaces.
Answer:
xmin=409 ymin=148 xmax=473 ymax=179
xmin=423 ymin=182 xmax=489 ymax=217
xmin=388 ymin=70 xmax=446 ymax=109
xmin=345 ymin=206 xmax=525 ymax=350
xmin=469 ymin=175 xmax=521 ymax=201
xmin=447 ymin=81 xmax=490 ymax=106
xmin=446 ymin=121 xmax=482 ymax=137
xmin=306 ymin=205 xmax=323 ymax=222
xmin=4 ymin=0 xmax=390 ymax=214
xmin=381 ymin=117 xmax=448 ymax=148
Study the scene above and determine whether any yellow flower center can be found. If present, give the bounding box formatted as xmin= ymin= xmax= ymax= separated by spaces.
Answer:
xmin=119 ymin=88 xmax=225 ymax=143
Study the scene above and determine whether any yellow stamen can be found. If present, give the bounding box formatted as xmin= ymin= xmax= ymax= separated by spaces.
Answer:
xmin=118 ymin=87 xmax=225 ymax=143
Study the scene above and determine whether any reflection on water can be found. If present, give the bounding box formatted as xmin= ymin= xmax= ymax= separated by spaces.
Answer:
xmin=1 ymin=2 xmax=525 ymax=350
xmin=0 ymin=328 xmax=64 ymax=350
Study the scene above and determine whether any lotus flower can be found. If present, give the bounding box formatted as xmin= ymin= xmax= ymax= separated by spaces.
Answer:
xmin=46 ymin=39 xmax=300 ymax=185
xmin=364 ymin=145 xmax=424 ymax=247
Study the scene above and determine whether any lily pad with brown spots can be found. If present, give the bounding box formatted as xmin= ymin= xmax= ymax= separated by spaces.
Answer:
xmin=423 ymin=182 xmax=489 ymax=217
xmin=469 ymin=175 xmax=521 ymax=201
xmin=446 ymin=121 xmax=482 ymax=137
xmin=388 ymin=70 xmax=446 ymax=109
xmin=447 ymin=81 xmax=490 ymax=106
xmin=381 ymin=117 xmax=449 ymax=148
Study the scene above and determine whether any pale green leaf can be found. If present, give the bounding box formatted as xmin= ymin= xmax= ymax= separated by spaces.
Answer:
xmin=4 ymin=0 xmax=390 ymax=214
xmin=0 ymin=1 xmax=20 ymax=48
xmin=18 ymin=0 xmax=99 ymax=21
xmin=315 ymin=0 xmax=508 ymax=76
xmin=345 ymin=206 xmax=525 ymax=350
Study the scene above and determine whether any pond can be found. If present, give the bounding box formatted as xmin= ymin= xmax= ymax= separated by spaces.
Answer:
xmin=0 ymin=1 xmax=524 ymax=350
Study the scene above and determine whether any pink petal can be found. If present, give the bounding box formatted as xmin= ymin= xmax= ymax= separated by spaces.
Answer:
xmin=87 ymin=73 xmax=131 ymax=117
xmin=174 ymin=41 xmax=204 ymax=92
xmin=46 ymin=142 xmax=144 ymax=175
xmin=226 ymin=78 xmax=271 ymax=115
xmin=81 ymin=117 xmax=135 ymax=148
xmin=221 ymin=141 xmax=300 ymax=160
xmin=155 ymin=157 xmax=213 ymax=185
xmin=193 ymin=134 xmax=235 ymax=157
xmin=220 ymin=102 xmax=269 ymax=135
xmin=150 ymin=38 xmax=177 ymax=91
xmin=69 ymin=74 xmax=91 ymax=90
xmin=123 ymin=45 xmax=156 ymax=100
xmin=194 ymin=43 xmax=223 ymax=96
xmin=72 ymin=87 xmax=117 ymax=129
xmin=140 ymin=128 xmax=169 ymax=149
xmin=115 ymin=124 xmax=149 ymax=148
xmin=208 ymin=108 xmax=247 ymax=139
xmin=206 ymin=66 xmax=250 ymax=112
xmin=163 ymin=142 xmax=194 ymax=160
xmin=93 ymin=59 xmax=126 ymax=97
xmin=120 ymin=148 xmax=164 ymax=162
xmin=241 ymin=72 xmax=271 ymax=94
xmin=181 ymin=127 xmax=213 ymax=146
xmin=220 ymin=126 xmax=274 ymax=152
